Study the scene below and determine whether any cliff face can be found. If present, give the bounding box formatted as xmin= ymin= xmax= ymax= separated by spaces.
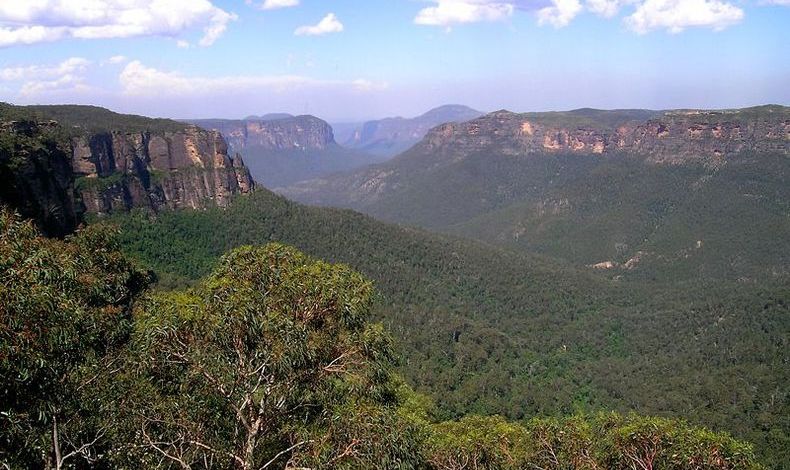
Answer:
xmin=0 ymin=120 xmax=81 ymax=236
xmin=73 ymin=126 xmax=254 ymax=214
xmin=279 ymin=105 xmax=789 ymax=286
xmin=419 ymin=106 xmax=789 ymax=167
xmin=188 ymin=115 xmax=335 ymax=153
xmin=0 ymin=104 xmax=255 ymax=234
xmin=281 ymin=105 xmax=790 ymax=211
xmin=186 ymin=115 xmax=387 ymax=188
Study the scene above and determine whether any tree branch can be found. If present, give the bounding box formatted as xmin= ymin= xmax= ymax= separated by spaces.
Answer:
xmin=260 ymin=441 xmax=310 ymax=470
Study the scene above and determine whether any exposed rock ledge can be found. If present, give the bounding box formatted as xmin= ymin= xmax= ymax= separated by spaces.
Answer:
xmin=72 ymin=126 xmax=254 ymax=214
xmin=0 ymin=114 xmax=255 ymax=235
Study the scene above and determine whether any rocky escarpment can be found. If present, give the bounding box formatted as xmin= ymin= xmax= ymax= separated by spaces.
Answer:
xmin=73 ymin=126 xmax=254 ymax=214
xmin=187 ymin=115 xmax=386 ymax=188
xmin=188 ymin=115 xmax=335 ymax=154
xmin=281 ymin=105 xmax=790 ymax=210
xmin=419 ymin=106 xmax=788 ymax=167
xmin=0 ymin=104 xmax=255 ymax=235
xmin=280 ymin=105 xmax=790 ymax=286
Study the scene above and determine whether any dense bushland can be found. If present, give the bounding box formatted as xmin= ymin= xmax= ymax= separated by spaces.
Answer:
xmin=0 ymin=208 xmax=765 ymax=469
xmin=99 ymin=190 xmax=789 ymax=468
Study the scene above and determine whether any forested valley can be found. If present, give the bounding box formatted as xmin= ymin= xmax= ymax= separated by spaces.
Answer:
xmin=0 ymin=207 xmax=770 ymax=469
xmin=97 ymin=189 xmax=789 ymax=468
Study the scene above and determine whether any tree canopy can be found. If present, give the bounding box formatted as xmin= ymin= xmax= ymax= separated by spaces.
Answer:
xmin=0 ymin=208 xmax=767 ymax=469
xmin=0 ymin=207 xmax=148 ymax=468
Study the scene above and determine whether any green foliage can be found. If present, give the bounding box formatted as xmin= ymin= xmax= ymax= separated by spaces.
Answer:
xmin=101 ymin=188 xmax=790 ymax=468
xmin=0 ymin=206 xmax=771 ymax=469
xmin=0 ymin=207 xmax=148 ymax=468
xmin=74 ymin=172 xmax=126 ymax=191
xmin=109 ymin=243 xmax=422 ymax=469
xmin=422 ymin=413 xmax=762 ymax=470
xmin=0 ymin=102 xmax=188 ymax=136
xmin=425 ymin=415 xmax=531 ymax=469
xmin=446 ymin=152 xmax=790 ymax=283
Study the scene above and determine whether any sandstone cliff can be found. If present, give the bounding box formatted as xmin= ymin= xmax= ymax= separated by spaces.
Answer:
xmin=0 ymin=119 xmax=80 ymax=236
xmin=73 ymin=126 xmax=254 ymax=214
xmin=186 ymin=115 xmax=384 ymax=188
xmin=281 ymin=105 xmax=790 ymax=209
xmin=419 ymin=106 xmax=788 ymax=167
xmin=0 ymin=104 xmax=255 ymax=234
xmin=188 ymin=115 xmax=334 ymax=154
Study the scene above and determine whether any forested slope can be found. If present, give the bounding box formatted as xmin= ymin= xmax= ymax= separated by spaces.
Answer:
xmin=282 ymin=106 xmax=790 ymax=283
xmin=102 ymin=189 xmax=790 ymax=467
xmin=1 ymin=207 xmax=763 ymax=469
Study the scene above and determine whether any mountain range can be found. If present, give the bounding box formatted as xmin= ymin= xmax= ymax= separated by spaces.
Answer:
xmin=0 ymin=103 xmax=787 ymax=467
xmin=186 ymin=105 xmax=485 ymax=188
xmin=283 ymin=105 xmax=790 ymax=283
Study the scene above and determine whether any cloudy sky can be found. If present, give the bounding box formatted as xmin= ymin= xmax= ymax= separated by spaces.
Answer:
xmin=0 ymin=0 xmax=788 ymax=121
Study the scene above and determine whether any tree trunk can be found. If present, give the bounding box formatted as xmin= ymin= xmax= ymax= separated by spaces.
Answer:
xmin=52 ymin=417 xmax=62 ymax=470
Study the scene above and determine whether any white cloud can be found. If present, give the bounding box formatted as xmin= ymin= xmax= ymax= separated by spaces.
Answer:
xmin=260 ymin=0 xmax=300 ymax=10
xmin=294 ymin=13 xmax=344 ymax=36
xmin=199 ymin=8 xmax=236 ymax=46
xmin=350 ymin=79 xmax=390 ymax=92
xmin=585 ymin=0 xmax=633 ymax=17
xmin=19 ymin=74 xmax=91 ymax=96
xmin=537 ymin=0 xmax=583 ymax=27
xmin=0 ymin=57 xmax=90 ymax=81
xmin=0 ymin=26 xmax=66 ymax=47
xmin=118 ymin=61 xmax=384 ymax=96
xmin=625 ymin=0 xmax=744 ymax=33
xmin=107 ymin=55 xmax=127 ymax=64
xmin=414 ymin=0 xmax=515 ymax=26
xmin=0 ymin=57 xmax=93 ymax=97
xmin=413 ymin=0 xmax=752 ymax=31
xmin=0 ymin=0 xmax=237 ymax=48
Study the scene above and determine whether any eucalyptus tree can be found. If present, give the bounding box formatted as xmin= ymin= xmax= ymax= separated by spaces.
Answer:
xmin=0 ymin=208 xmax=148 ymax=468
xmin=112 ymin=243 xmax=421 ymax=469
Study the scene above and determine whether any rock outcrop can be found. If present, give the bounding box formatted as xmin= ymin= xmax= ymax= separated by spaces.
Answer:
xmin=280 ymin=105 xmax=789 ymax=213
xmin=186 ymin=115 xmax=385 ymax=188
xmin=0 ymin=120 xmax=81 ymax=236
xmin=73 ymin=126 xmax=254 ymax=214
xmin=418 ymin=106 xmax=789 ymax=167
xmin=188 ymin=115 xmax=335 ymax=154
xmin=0 ymin=104 xmax=255 ymax=235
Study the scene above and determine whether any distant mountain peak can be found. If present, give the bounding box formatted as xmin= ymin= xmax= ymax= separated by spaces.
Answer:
xmin=343 ymin=104 xmax=485 ymax=158
xmin=489 ymin=109 xmax=516 ymax=117
xmin=421 ymin=104 xmax=482 ymax=117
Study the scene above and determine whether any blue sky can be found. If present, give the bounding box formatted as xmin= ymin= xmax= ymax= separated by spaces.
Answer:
xmin=0 ymin=0 xmax=788 ymax=121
